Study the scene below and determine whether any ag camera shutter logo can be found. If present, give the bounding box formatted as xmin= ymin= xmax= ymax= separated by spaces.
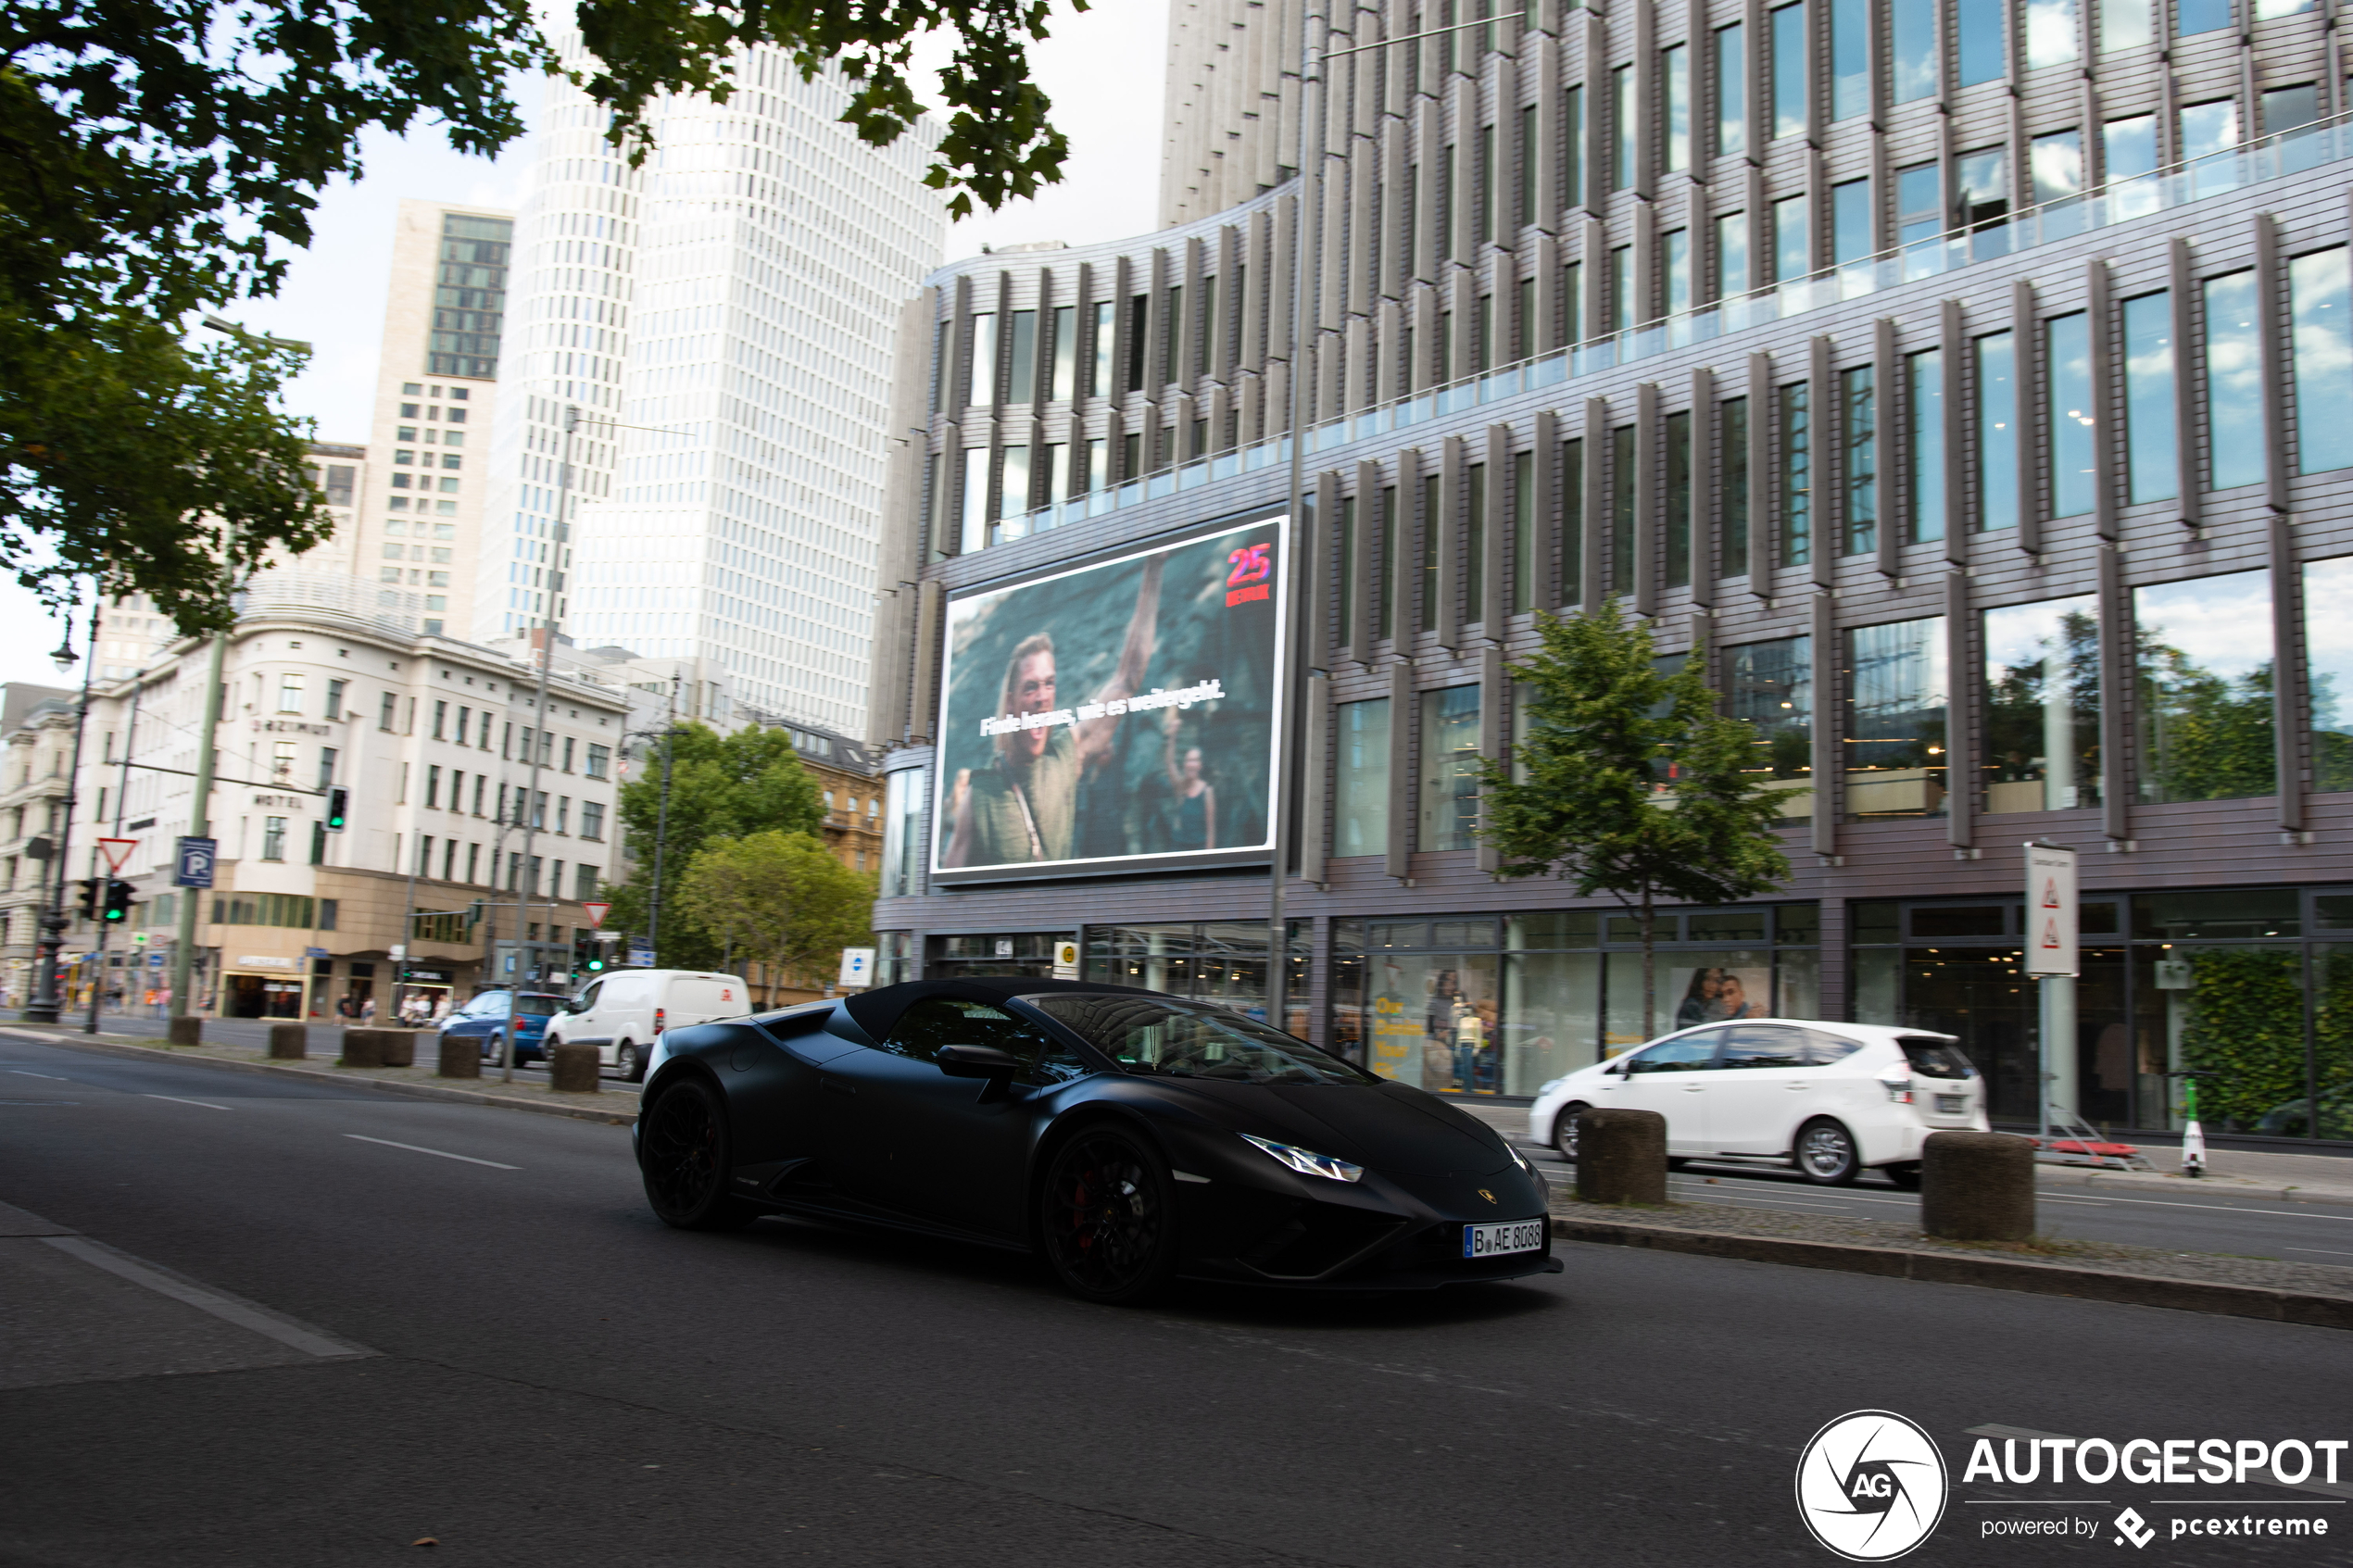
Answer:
xmin=1795 ymin=1411 xmax=1948 ymax=1561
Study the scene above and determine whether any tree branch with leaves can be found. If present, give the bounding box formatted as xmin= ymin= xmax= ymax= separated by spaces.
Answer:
xmin=1478 ymin=601 xmax=1793 ymax=1041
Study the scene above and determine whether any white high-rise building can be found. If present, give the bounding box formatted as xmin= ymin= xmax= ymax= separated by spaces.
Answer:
xmin=483 ymin=42 xmax=947 ymax=735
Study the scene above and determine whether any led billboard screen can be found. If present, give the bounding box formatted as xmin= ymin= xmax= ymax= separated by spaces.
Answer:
xmin=932 ymin=518 xmax=1289 ymax=881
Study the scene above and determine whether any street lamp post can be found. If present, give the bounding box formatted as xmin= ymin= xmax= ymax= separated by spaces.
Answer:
xmin=21 ymin=603 xmax=99 ymax=1022
xmin=502 ymin=404 xmax=575 ymax=1082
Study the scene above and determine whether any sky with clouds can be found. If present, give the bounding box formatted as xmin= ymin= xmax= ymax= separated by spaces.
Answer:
xmin=3 ymin=0 xmax=1167 ymax=686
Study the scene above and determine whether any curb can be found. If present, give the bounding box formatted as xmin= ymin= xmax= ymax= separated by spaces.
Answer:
xmin=1549 ymin=1213 xmax=2353 ymax=1332
xmin=0 ymin=1027 xmax=638 ymax=1127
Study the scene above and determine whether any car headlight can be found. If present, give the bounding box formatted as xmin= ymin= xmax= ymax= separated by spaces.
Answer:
xmin=1239 ymin=1133 xmax=1365 ymax=1183
xmin=1537 ymin=1077 xmax=1566 ymax=1097
xmin=1506 ymin=1141 xmax=1538 ymax=1174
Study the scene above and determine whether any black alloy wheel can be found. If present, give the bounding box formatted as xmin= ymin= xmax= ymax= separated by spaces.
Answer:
xmin=639 ymin=1077 xmax=755 ymax=1230
xmin=1794 ymin=1118 xmax=1862 ymax=1185
xmin=1552 ymin=1104 xmax=1590 ymax=1163
xmin=1039 ymin=1125 xmax=1179 ymax=1306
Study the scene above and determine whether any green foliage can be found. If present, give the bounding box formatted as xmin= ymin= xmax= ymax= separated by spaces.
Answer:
xmin=1479 ymin=602 xmax=1791 ymax=1037
xmin=2179 ymin=947 xmax=2308 ymax=1128
xmin=675 ymin=831 xmax=875 ymax=985
xmin=616 ymin=722 xmax=825 ymax=873
xmin=2136 ymin=646 xmax=2277 ymax=803
xmin=4 ymin=0 xmax=1075 ymax=621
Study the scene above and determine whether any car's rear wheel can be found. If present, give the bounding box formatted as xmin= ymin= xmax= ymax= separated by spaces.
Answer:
xmin=1039 ymin=1125 xmax=1179 ymax=1306
xmin=1551 ymin=1103 xmax=1591 ymax=1163
xmin=1794 ymin=1118 xmax=1861 ymax=1185
xmin=1883 ymin=1160 xmax=1923 ymax=1191
xmin=616 ymin=1041 xmax=641 ymax=1082
xmin=639 ymin=1077 xmax=755 ymax=1230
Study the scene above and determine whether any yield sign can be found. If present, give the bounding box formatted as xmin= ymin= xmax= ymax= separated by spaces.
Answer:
xmin=94 ymin=837 xmax=138 ymax=873
xmin=581 ymin=900 xmax=612 ymax=929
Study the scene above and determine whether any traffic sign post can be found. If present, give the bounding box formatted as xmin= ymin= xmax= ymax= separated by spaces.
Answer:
xmin=2024 ymin=842 xmax=2079 ymax=1145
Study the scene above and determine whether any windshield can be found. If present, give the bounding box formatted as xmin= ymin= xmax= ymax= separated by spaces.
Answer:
xmin=514 ymin=997 xmax=561 ymax=1018
xmin=1019 ymin=994 xmax=1378 ymax=1085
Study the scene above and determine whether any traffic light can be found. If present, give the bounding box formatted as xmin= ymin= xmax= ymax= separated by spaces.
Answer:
xmin=583 ymin=933 xmax=607 ymax=973
xmin=75 ymin=878 xmax=99 ymax=919
xmin=102 ymin=880 xmax=133 ymax=923
xmin=325 ymin=785 xmax=349 ymax=832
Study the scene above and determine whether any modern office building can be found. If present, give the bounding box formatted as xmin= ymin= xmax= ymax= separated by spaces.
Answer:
xmin=482 ymin=36 xmax=949 ymax=741
xmin=868 ymin=0 xmax=2353 ymax=1148
xmin=358 ymin=199 xmax=517 ymax=638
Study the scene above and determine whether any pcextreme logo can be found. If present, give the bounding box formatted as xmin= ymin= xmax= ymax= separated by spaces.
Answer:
xmin=1796 ymin=1411 xmax=1950 ymax=1562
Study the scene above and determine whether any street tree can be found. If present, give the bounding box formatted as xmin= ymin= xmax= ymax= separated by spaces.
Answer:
xmin=674 ymin=831 xmax=876 ymax=1000
xmin=5 ymin=0 xmax=1079 ymax=623
xmin=1478 ymin=601 xmax=1792 ymax=1040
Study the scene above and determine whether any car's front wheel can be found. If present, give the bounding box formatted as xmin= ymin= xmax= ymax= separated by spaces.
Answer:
xmin=1551 ymin=1103 xmax=1592 ymax=1163
xmin=615 ymin=1041 xmax=641 ymax=1081
xmin=479 ymin=1031 xmax=503 ymax=1062
xmin=1794 ymin=1118 xmax=1861 ymax=1185
xmin=1038 ymin=1124 xmax=1179 ymax=1306
xmin=639 ymin=1077 xmax=755 ymax=1231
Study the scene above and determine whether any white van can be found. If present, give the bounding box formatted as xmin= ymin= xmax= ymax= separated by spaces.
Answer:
xmin=546 ymin=969 xmax=751 ymax=1081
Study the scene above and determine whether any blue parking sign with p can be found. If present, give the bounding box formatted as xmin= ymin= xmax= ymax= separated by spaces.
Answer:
xmin=175 ymin=836 xmax=217 ymax=888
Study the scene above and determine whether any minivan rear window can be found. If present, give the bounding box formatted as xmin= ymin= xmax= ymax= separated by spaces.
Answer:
xmin=1899 ymin=1037 xmax=1975 ymax=1079
xmin=513 ymin=997 xmax=560 ymax=1017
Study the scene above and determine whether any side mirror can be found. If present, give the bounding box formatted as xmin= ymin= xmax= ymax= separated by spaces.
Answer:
xmin=937 ymin=1043 xmax=1021 ymax=1079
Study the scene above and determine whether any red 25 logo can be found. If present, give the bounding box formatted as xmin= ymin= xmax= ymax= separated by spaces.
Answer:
xmin=1226 ymin=544 xmax=1272 ymax=587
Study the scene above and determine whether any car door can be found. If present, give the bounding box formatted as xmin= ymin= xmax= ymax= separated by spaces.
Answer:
xmin=1607 ymin=1031 xmax=1725 ymax=1153
xmin=812 ymin=996 xmax=1085 ymax=1237
xmin=560 ymin=979 xmax=607 ymax=1050
xmin=1700 ymin=1024 xmax=1814 ymax=1153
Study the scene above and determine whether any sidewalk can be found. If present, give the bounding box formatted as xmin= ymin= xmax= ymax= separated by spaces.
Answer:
xmin=0 ymin=1024 xmax=637 ymax=1126
xmin=1451 ymin=1101 xmax=2353 ymax=1207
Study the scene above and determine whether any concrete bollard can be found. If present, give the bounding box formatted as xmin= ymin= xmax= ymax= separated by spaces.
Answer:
xmin=166 ymin=1016 xmax=202 ymax=1047
xmin=1575 ymin=1108 xmax=1668 ymax=1206
xmin=548 ymin=1041 xmax=601 ymax=1094
xmin=376 ymin=1029 xmax=418 ymax=1069
xmin=437 ymin=1032 xmax=481 ymax=1080
xmin=1920 ymin=1131 xmax=2037 ymax=1242
xmin=339 ymin=1028 xmax=385 ymax=1069
xmin=267 ymin=1023 xmax=307 ymax=1060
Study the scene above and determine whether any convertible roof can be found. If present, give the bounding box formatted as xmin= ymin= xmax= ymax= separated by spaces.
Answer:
xmin=839 ymin=975 xmax=1163 ymax=1042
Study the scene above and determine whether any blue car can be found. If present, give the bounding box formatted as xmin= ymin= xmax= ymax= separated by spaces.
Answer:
xmin=437 ymin=989 xmax=568 ymax=1065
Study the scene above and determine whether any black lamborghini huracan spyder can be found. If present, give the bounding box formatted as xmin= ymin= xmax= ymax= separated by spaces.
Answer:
xmin=632 ymin=977 xmax=1561 ymax=1303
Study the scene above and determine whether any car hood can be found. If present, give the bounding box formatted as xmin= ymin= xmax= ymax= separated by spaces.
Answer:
xmin=1149 ymin=1077 xmax=1514 ymax=1176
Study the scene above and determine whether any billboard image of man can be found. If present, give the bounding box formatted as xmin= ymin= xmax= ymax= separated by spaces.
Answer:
xmin=942 ymin=558 xmax=1164 ymax=867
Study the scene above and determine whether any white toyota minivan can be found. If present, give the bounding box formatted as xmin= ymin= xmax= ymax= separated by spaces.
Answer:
xmin=1526 ymin=1020 xmax=1990 ymax=1186
xmin=546 ymin=969 xmax=751 ymax=1081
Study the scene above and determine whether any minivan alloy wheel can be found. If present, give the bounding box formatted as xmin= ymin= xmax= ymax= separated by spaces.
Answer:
xmin=1794 ymin=1118 xmax=1860 ymax=1185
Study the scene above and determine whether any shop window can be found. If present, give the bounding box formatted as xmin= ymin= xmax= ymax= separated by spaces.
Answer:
xmin=2133 ymin=570 xmax=2276 ymax=803
xmin=1982 ymin=595 xmax=2101 ymax=812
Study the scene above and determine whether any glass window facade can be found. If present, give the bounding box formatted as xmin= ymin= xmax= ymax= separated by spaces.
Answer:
xmin=2305 ymin=556 xmax=2353 ymax=793
xmin=1906 ymin=348 xmax=1944 ymax=543
xmin=1663 ymin=43 xmax=1691 ymax=171
xmin=1728 ymin=636 xmax=1813 ymax=819
xmin=2023 ymin=0 xmax=2078 ymax=70
xmin=1770 ymin=4 xmax=1807 ymax=141
xmin=1721 ymin=396 xmax=1749 ymax=570
xmin=1418 ymin=685 xmax=1481 ymax=851
xmin=1982 ymin=595 xmax=2101 ymax=813
xmin=1957 ymin=0 xmax=2006 ymax=85
xmin=2205 ymin=270 xmax=2267 ymax=492
xmin=1845 ymin=617 xmax=1948 ymax=820
xmin=1086 ymin=922 xmax=1273 ymax=1021
xmin=1891 ymin=0 xmax=1936 ymax=102
xmin=1336 ymin=907 xmax=1820 ymax=1097
xmin=1779 ymin=381 xmax=1810 ymax=566
xmin=1830 ymin=0 xmax=1869 ymax=122
xmin=2046 ymin=313 xmax=2095 ymax=518
xmin=2133 ymin=570 xmax=2277 ymax=803
xmin=1841 ymin=364 xmax=1875 ymax=555
xmin=1855 ymin=887 xmax=2353 ymax=1139
xmin=879 ymin=767 xmax=925 ymax=898
xmin=2290 ymin=247 xmax=2353 ymax=475
xmin=1975 ymin=332 xmax=2019 ymax=531
xmin=2120 ymin=290 xmax=2177 ymax=503
xmin=1714 ymin=24 xmax=1745 ymax=157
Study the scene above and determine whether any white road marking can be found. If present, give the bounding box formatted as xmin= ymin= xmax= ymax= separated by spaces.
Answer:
xmin=8 ymin=1070 xmax=67 ymax=1080
xmin=40 ymin=1235 xmax=371 ymax=1360
xmin=143 ymin=1094 xmax=232 ymax=1110
xmin=2284 ymin=1245 xmax=2353 ymax=1258
xmin=344 ymin=1134 xmax=519 ymax=1170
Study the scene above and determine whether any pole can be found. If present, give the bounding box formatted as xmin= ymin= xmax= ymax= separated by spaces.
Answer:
xmin=86 ymin=667 xmax=147 ymax=1034
xmin=506 ymin=404 xmax=573 ymax=1081
xmin=647 ymin=673 xmax=677 ymax=959
xmin=23 ymin=601 xmax=99 ymax=1023
xmin=167 ymin=630 xmax=230 ymax=1030
xmin=1268 ymin=0 xmax=1329 ymax=1039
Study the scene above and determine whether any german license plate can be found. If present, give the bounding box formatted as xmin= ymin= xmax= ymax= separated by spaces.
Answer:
xmin=1463 ymin=1219 xmax=1545 ymax=1259
xmin=1935 ymin=1094 xmax=1966 ymax=1114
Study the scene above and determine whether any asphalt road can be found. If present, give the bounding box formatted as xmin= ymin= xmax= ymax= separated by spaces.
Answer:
xmin=3 ymin=1029 xmax=2350 ymax=1567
